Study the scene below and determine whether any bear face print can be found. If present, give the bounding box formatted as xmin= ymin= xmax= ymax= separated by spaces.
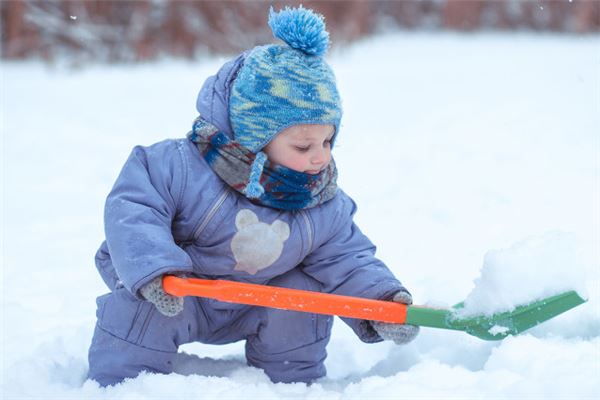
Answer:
xmin=231 ymin=209 xmax=290 ymax=275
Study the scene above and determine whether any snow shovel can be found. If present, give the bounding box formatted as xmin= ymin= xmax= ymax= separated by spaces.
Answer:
xmin=163 ymin=276 xmax=586 ymax=341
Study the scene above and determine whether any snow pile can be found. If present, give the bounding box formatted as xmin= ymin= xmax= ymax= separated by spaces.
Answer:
xmin=488 ymin=325 xmax=510 ymax=336
xmin=459 ymin=231 xmax=588 ymax=316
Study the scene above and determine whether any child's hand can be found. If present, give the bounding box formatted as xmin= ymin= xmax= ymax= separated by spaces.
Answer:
xmin=370 ymin=290 xmax=420 ymax=345
xmin=140 ymin=275 xmax=184 ymax=317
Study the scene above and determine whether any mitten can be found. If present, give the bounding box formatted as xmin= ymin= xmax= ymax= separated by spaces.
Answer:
xmin=140 ymin=275 xmax=184 ymax=317
xmin=370 ymin=290 xmax=420 ymax=345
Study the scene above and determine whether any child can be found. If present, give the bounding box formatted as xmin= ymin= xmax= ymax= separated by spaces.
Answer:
xmin=88 ymin=6 xmax=418 ymax=387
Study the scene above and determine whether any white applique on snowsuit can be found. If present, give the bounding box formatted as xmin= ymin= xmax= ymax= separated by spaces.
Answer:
xmin=231 ymin=209 xmax=290 ymax=275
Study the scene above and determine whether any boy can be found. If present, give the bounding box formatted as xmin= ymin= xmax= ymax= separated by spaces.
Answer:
xmin=88 ymin=6 xmax=418 ymax=387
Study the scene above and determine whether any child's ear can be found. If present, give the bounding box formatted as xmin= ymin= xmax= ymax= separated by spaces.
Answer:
xmin=271 ymin=220 xmax=290 ymax=241
xmin=235 ymin=209 xmax=259 ymax=229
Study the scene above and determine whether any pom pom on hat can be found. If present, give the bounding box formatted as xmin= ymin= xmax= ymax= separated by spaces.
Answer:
xmin=268 ymin=6 xmax=329 ymax=56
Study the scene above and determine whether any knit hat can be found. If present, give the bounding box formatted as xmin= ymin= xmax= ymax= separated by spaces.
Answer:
xmin=229 ymin=6 xmax=343 ymax=154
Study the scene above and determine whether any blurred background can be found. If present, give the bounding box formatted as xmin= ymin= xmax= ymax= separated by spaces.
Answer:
xmin=2 ymin=0 xmax=599 ymax=64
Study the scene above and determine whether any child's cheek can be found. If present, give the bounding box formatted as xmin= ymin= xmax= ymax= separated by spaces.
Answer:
xmin=293 ymin=154 xmax=308 ymax=172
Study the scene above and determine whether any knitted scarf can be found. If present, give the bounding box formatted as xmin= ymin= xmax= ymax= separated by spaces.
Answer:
xmin=187 ymin=117 xmax=338 ymax=210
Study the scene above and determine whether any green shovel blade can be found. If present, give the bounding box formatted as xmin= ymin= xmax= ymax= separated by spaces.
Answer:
xmin=405 ymin=290 xmax=587 ymax=340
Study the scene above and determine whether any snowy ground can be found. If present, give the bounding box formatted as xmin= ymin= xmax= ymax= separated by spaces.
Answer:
xmin=2 ymin=32 xmax=599 ymax=399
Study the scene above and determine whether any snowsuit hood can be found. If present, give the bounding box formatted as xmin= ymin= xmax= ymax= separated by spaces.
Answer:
xmin=195 ymin=52 xmax=247 ymax=139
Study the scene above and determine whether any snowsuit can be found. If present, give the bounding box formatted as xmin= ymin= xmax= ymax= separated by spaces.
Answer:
xmin=87 ymin=55 xmax=406 ymax=387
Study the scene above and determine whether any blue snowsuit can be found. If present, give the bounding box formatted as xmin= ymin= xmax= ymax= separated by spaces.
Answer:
xmin=87 ymin=55 xmax=406 ymax=387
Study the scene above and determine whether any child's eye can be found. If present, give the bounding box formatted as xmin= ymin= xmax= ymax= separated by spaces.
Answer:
xmin=294 ymin=146 xmax=310 ymax=153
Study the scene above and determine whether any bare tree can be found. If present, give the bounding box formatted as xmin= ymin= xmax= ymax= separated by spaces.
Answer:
xmin=1 ymin=0 xmax=598 ymax=63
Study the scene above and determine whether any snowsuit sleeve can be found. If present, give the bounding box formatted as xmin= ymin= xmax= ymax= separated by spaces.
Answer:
xmin=301 ymin=191 xmax=407 ymax=343
xmin=103 ymin=140 xmax=194 ymax=298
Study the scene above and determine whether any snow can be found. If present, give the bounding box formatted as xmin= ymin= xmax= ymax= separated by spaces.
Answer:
xmin=2 ymin=32 xmax=600 ymax=398
xmin=459 ymin=231 xmax=588 ymax=316
xmin=488 ymin=325 xmax=510 ymax=336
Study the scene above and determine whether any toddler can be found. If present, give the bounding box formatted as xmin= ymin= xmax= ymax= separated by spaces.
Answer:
xmin=88 ymin=6 xmax=418 ymax=387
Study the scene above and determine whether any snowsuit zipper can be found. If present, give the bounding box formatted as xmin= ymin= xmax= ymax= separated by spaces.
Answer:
xmin=299 ymin=210 xmax=326 ymax=340
xmin=192 ymin=189 xmax=229 ymax=241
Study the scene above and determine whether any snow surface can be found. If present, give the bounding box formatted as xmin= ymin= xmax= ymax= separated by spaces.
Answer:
xmin=2 ymin=33 xmax=600 ymax=399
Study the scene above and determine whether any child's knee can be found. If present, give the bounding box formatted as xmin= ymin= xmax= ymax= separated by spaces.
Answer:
xmin=246 ymin=330 xmax=331 ymax=383
xmin=254 ymin=307 xmax=333 ymax=351
xmin=245 ymin=269 xmax=334 ymax=383
xmin=89 ymin=290 xmax=182 ymax=386
xmin=257 ymin=268 xmax=334 ymax=348
xmin=94 ymin=287 xmax=196 ymax=352
xmin=87 ymin=325 xmax=176 ymax=387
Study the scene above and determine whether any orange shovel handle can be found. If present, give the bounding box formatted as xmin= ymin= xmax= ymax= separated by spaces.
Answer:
xmin=163 ymin=275 xmax=407 ymax=324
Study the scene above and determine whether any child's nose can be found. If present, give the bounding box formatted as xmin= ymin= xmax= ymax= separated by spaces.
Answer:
xmin=311 ymin=149 xmax=329 ymax=165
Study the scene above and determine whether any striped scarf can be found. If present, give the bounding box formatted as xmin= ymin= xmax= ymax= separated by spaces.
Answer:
xmin=187 ymin=117 xmax=338 ymax=210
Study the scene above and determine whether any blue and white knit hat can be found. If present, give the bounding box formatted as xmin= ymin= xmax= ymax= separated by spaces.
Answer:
xmin=229 ymin=6 xmax=343 ymax=154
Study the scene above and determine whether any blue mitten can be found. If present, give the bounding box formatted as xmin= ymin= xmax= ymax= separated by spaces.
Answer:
xmin=140 ymin=275 xmax=184 ymax=317
xmin=370 ymin=290 xmax=420 ymax=345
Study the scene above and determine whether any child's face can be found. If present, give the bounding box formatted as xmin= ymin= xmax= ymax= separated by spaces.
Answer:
xmin=263 ymin=124 xmax=334 ymax=174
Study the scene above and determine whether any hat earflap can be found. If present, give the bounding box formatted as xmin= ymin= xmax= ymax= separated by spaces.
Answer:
xmin=244 ymin=151 xmax=267 ymax=198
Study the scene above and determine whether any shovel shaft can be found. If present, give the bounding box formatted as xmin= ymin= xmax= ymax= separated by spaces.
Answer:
xmin=162 ymin=276 xmax=586 ymax=339
xmin=163 ymin=276 xmax=408 ymax=324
